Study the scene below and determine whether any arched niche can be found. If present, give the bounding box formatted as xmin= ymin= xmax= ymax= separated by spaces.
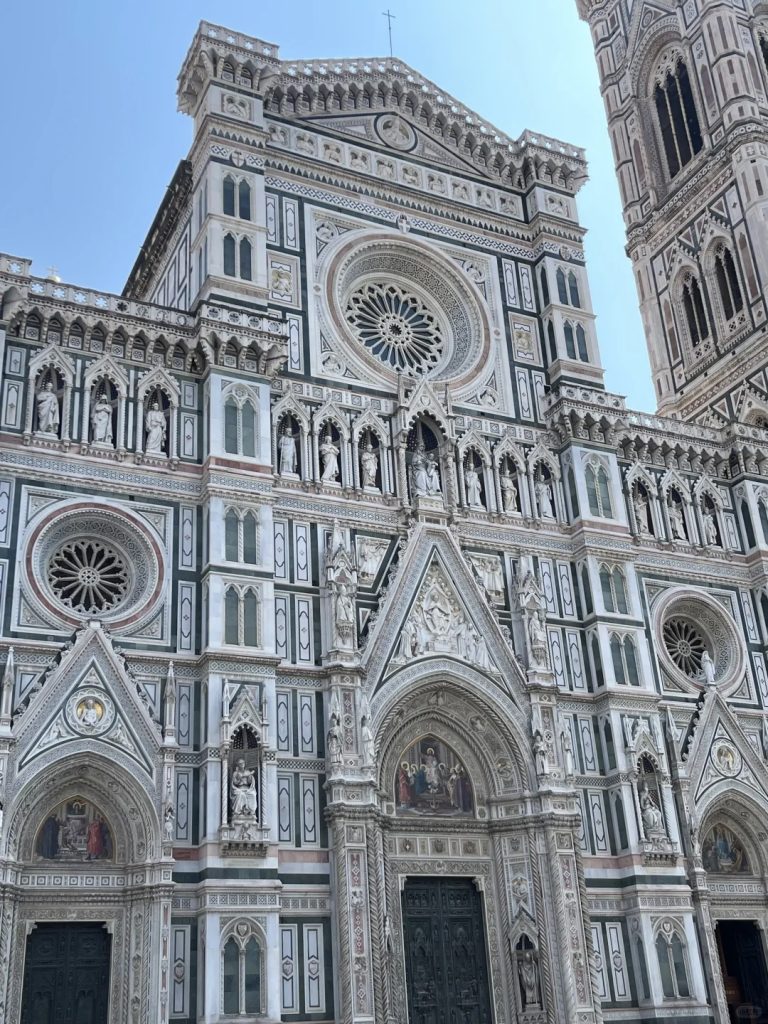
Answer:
xmin=395 ymin=734 xmax=474 ymax=817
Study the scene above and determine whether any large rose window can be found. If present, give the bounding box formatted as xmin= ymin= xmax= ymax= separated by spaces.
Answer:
xmin=345 ymin=283 xmax=444 ymax=373
xmin=321 ymin=233 xmax=491 ymax=387
xmin=48 ymin=540 xmax=129 ymax=614
xmin=662 ymin=617 xmax=707 ymax=678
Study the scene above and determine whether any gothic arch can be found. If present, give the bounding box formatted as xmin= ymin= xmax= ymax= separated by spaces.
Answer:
xmin=696 ymin=791 xmax=768 ymax=879
xmin=3 ymin=750 xmax=161 ymax=864
xmin=370 ymin=664 xmax=532 ymax=795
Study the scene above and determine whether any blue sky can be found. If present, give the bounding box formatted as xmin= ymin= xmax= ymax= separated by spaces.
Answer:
xmin=0 ymin=0 xmax=655 ymax=411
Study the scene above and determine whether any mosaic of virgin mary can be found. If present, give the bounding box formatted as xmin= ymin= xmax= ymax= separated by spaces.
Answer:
xmin=35 ymin=798 xmax=114 ymax=862
xmin=395 ymin=736 xmax=474 ymax=816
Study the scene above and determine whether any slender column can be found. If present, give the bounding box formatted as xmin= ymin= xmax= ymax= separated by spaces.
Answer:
xmin=117 ymin=392 xmax=126 ymax=453
xmin=351 ymin=435 xmax=360 ymax=490
xmin=136 ymin=396 xmax=145 ymax=454
xmin=81 ymin=385 xmax=92 ymax=445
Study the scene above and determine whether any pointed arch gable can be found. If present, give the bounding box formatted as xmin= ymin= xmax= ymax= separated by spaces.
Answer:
xmin=84 ymin=354 xmax=129 ymax=395
xmin=313 ymin=398 xmax=349 ymax=439
xmin=527 ymin=442 xmax=560 ymax=479
xmin=493 ymin=435 xmax=526 ymax=471
xmin=351 ymin=407 xmax=389 ymax=443
xmin=659 ymin=467 xmax=691 ymax=499
xmin=28 ymin=344 xmax=75 ymax=384
xmin=625 ymin=461 xmax=659 ymax=496
xmin=137 ymin=365 xmax=180 ymax=404
xmin=457 ymin=428 xmax=492 ymax=464
xmin=271 ymin=391 xmax=310 ymax=431
xmin=361 ymin=524 xmax=526 ymax=698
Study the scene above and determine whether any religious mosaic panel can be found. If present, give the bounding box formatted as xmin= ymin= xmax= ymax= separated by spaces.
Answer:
xmin=396 ymin=736 xmax=473 ymax=816
xmin=702 ymin=824 xmax=749 ymax=874
xmin=35 ymin=798 xmax=114 ymax=862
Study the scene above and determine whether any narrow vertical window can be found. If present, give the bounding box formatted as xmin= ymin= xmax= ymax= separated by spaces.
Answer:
xmin=715 ymin=245 xmax=743 ymax=321
xmin=556 ymin=267 xmax=568 ymax=304
xmin=239 ymin=238 xmax=252 ymax=281
xmin=655 ymin=58 xmax=703 ymax=179
xmin=565 ymin=322 xmax=577 ymax=359
xmin=223 ymin=234 xmax=236 ymax=277
xmin=225 ymin=589 xmax=239 ymax=645
xmin=241 ymin=400 xmax=256 ymax=456
xmin=243 ymin=512 xmax=259 ymax=564
xmin=682 ymin=274 xmax=709 ymax=346
xmin=223 ymin=176 xmax=236 ymax=217
xmin=576 ymin=324 xmax=588 ymax=361
xmin=539 ymin=268 xmax=550 ymax=307
xmin=244 ymin=590 xmax=259 ymax=646
xmin=568 ymin=271 xmax=581 ymax=307
xmin=238 ymin=180 xmax=252 ymax=220
xmin=225 ymin=510 xmax=239 ymax=560
xmin=223 ymin=938 xmax=240 ymax=1013
xmin=224 ymin=398 xmax=239 ymax=453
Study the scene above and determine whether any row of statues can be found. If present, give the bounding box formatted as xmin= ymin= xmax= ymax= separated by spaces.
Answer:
xmin=279 ymin=425 xmax=381 ymax=488
xmin=35 ymin=382 xmax=168 ymax=454
xmin=633 ymin=488 xmax=720 ymax=546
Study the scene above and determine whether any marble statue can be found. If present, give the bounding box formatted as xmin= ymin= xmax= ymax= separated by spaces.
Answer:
xmin=410 ymin=443 xmax=430 ymax=496
xmin=145 ymin=401 xmax=166 ymax=454
xmin=633 ymin=491 xmax=650 ymax=535
xmin=472 ymin=556 xmax=504 ymax=600
xmin=500 ymin=468 xmax=518 ymax=512
xmin=561 ymin=726 xmax=575 ymax=778
xmin=327 ymin=712 xmax=343 ymax=768
xmin=533 ymin=731 xmax=548 ymax=775
xmin=163 ymin=804 xmax=175 ymax=843
xmin=36 ymin=381 xmax=60 ymax=434
xmin=361 ymin=442 xmax=379 ymax=489
xmin=699 ymin=649 xmax=716 ymax=686
xmin=639 ymin=781 xmax=665 ymax=836
xmin=703 ymin=509 xmax=718 ymax=547
xmin=361 ymin=714 xmax=375 ymax=766
xmin=320 ymin=432 xmax=340 ymax=483
xmin=518 ymin=951 xmax=539 ymax=1008
xmin=669 ymin=500 xmax=686 ymax=540
xmin=231 ymin=758 xmax=258 ymax=816
xmin=426 ymin=453 xmax=441 ymax=495
xmin=535 ymin=475 xmax=554 ymax=519
xmin=358 ymin=538 xmax=386 ymax=582
xmin=334 ymin=582 xmax=354 ymax=639
xmin=279 ymin=424 xmax=297 ymax=475
xmin=91 ymin=393 xmax=113 ymax=445
xmin=465 ymin=463 xmax=483 ymax=508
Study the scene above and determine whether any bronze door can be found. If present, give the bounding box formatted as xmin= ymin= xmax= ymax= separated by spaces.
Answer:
xmin=20 ymin=922 xmax=111 ymax=1024
xmin=402 ymin=877 xmax=493 ymax=1024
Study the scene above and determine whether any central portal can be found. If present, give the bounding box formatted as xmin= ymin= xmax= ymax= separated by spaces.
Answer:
xmin=20 ymin=922 xmax=111 ymax=1024
xmin=402 ymin=877 xmax=492 ymax=1024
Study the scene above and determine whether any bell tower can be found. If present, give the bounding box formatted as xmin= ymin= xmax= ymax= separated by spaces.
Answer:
xmin=577 ymin=0 xmax=768 ymax=424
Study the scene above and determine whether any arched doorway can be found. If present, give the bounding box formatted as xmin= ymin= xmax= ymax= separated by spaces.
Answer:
xmin=1 ymin=755 xmax=167 ymax=1023
xmin=700 ymin=812 xmax=768 ymax=1023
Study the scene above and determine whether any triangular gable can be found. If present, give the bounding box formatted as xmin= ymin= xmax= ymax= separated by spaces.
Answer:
xmin=362 ymin=524 xmax=526 ymax=699
xmin=13 ymin=622 xmax=162 ymax=778
xmin=684 ymin=690 xmax=768 ymax=813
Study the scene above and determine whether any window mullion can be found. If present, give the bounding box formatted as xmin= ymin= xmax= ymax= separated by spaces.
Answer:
xmin=674 ymin=73 xmax=694 ymax=155
xmin=664 ymin=85 xmax=682 ymax=170
xmin=240 ymin=946 xmax=246 ymax=1015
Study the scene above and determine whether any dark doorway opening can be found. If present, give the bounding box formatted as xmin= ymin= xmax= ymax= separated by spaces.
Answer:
xmin=20 ymin=921 xmax=111 ymax=1024
xmin=402 ymin=876 xmax=492 ymax=1024
xmin=717 ymin=919 xmax=768 ymax=1023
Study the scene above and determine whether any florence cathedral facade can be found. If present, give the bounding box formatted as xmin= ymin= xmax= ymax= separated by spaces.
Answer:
xmin=4 ymin=2 xmax=768 ymax=1022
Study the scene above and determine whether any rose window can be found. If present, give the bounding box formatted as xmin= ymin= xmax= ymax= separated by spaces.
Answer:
xmin=662 ymin=617 xmax=706 ymax=678
xmin=344 ymin=283 xmax=444 ymax=373
xmin=48 ymin=539 xmax=129 ymax=613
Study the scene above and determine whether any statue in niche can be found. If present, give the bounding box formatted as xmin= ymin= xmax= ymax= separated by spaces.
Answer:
xmin=471 ymin=556 xmax=504 ymax=601
xmin=668 ymin=499 xmax=687 ymax=540
xmin=702 ymin=823 xmax=749 ymax=873
xmin=518 ymin=950 xmax=540 ymax=1009
xmin=633 ymin=489 xmax=651 ymax=536
xmin=145 ymin=401 xmax=167 ymax=454
xmin=278 ymin=423 xmax=297 ymax=476
xmin=163 ymin=803 xmax=175 ymax=843
xmin=410 ymin=443 xmax=430 ymax=496
xmin=702 ymin=508 xmax=719 ymax=547
xmin=465 ymin=462 xmax=484 ymax=508
xmin=528 ymin=610 xmax=549 ymax=668
xmin=36 ymin=380 xmax=60 ymax=434
xmin=396 ymin=736 xmax=473 ymax=815
xmin=333 ymin=582 xmax=355 ymax=646
xmin=500 ymin=466 xmax=518 ymax=512
xmin=426 ymin=453 xmax=441 ymax=495
xmin=533 ymin=731 xmax=548 ymax=776
xmin=639 ymin=781 xmax=665 ymax=837
xmin=535 ymin=472 xmax=555 ymax=519
xmin=90 ymin=392 xmax=113 ymax=445
xmin=327 ymin=711 xmax=343 ymax=768
xmin=516 ymin=569 xmax=549 ymax=669
xmin=230 ymin=758 xmax=258 ymax=817
xmin=361 ymin=441 xmax=379 ymax=489
xmin=561 ymin=725 xmax=575 ymax=778
xmin=361 ymin=714 xmax=375 ymax=766
xmin=320 ymin=431 xmax=340 ymax=483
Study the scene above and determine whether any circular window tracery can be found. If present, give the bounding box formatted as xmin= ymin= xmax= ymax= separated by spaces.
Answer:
xmin=48 ymin=539 xmax=129 ymax=614
xmin=345 ymin=283 xmax=444 ymax=373
xmin=662 ymin=616 xmax=706 ymax=678
xmin=25 ymin=504 xmax=163 ymax=629
xmin=654 ymin=588 xmax=745 ymax=694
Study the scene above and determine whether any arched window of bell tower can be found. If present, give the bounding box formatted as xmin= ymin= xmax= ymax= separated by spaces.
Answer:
xmin=681 ymin=272 xmax=709 ymax=348
xmin=653 ymin=54 xmax=703 ymax=179
xmin=713 ymin=243 xmax=744 ymax=324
